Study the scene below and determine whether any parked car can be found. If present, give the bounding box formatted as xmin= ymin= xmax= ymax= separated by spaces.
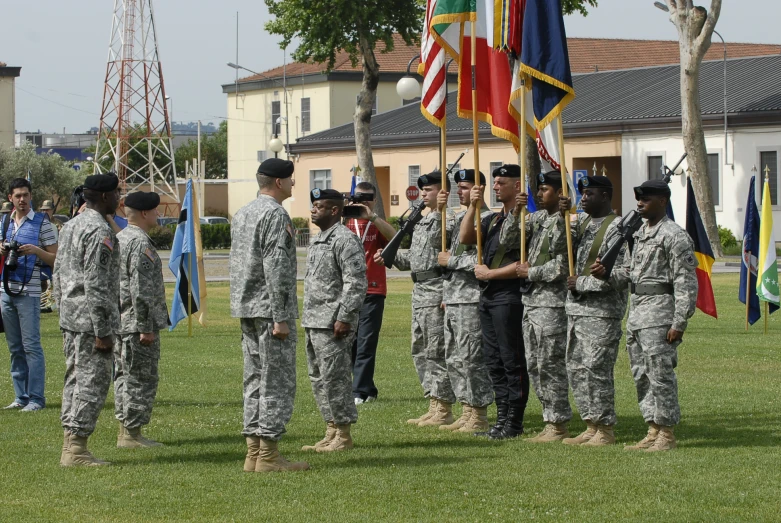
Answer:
xmin=157 ymin=217 xmax=179 ymax=227
xmin=200 ymin=216 xmax=230 ymax=225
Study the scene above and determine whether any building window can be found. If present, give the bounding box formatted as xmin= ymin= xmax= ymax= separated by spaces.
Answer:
xmin=356 ymin=94 xmax=378 ymax=116
xmin=271 ymin=101 xmax=281 ymax=135
xmin=408 ymin=165 xmax=421 ymax=207
xmin=311 ymin=169 xmax=331 ymax=191
xmin=760 ymin=150 xmax=779 ymax=206
xmin=446 ymin=163 xmax=461 ymax=208
xmin=489 ymin=161 xmax=503 ymax=207
xmin=647 ymin=155 xmax=664 ymax=181
xmin=706 ymin=153 xmax=720 ymax=207
xmin=301 ymin=98 xmax=311 ymax=133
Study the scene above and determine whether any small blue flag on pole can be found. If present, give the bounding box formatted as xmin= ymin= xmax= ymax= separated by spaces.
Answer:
xmin=526 ymin=183 xmax=537 ymax=213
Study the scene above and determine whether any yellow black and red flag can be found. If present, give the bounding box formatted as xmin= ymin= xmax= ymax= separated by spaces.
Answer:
xmin=686 ymin=178 xmax=717 ymax=318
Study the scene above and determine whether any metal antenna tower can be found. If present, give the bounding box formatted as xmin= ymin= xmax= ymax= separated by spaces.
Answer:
xmin=95 ymin=0 xmax=178 ymax=204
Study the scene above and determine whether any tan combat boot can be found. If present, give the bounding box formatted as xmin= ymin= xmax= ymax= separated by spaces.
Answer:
xmin=458 ymin=406 xmax=490 ymax=433
xmin=562 ymin=421 xmax=597 ymax=445
xmin=625 ymin=423 xmax=660 ymax=451
xmin=407 ymin=398 xmax=436 ymax=425
xmin=418 ymin=400 xmax=454 ymax=427
xmin=440 ymin=404 xmax=473 ymax=431
xmin=60 ymin=430 xmax=72 ymax=466
xmin=646 ymin=426 xmax=676 ymax=452
xmin=302 ymin=421 xmax=337 ymax=451
xmin=581 ymin=424 xmax=615 ymax=447
xmin=244 ymin=436 xmax=261 ymax=472
xmin=317 ymin=424 xmax=354 ymax=452
xmin=255 ymin=438 xmax=310 ymax=472
xmin=527 ymin=423 xmax=570 ymax=443
xmin=61 ymin=434 xmax=110 ymax=467
xmin=117 ymin=425 xmax=164 ymax=448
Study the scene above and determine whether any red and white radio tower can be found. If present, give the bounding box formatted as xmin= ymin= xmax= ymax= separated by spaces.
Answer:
xmin=95 ymin=0 xmax=178 ymax=205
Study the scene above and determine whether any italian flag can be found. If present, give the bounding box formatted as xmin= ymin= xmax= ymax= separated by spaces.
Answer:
xmin=430 ymin=0 xmax=521 ymax=150
xmin=757 ymin=179 xmax=780 ymax=306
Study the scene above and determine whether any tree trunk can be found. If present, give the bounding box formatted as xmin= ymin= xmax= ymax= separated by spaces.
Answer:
xmin=354 ymin=35 xmax=386 ymax=218
xmin=526 ymin=133 xmax=541 ymax=195
xmin=669 ymin=0 xmax=723 ymax=257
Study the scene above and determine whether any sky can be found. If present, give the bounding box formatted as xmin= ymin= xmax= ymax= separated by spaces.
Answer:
xmin=2 ymin=0 xmax=779 ymax=134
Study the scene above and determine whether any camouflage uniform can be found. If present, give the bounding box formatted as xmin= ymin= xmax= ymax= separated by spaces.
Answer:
xmin=114 ymin=225 xmax=169 ymax=429
xmin=302 ymin=223 xmax=367 ymax=426
xmin=611 ymin=216 xmax=698 ymax=426
xmin=230 ymin=195 xmax=299 ymax=441
xmin=442 ymin=208 xmax=494 ymax=408
xmin=559 ymin=213 xmax=628 ymax=426
xmin=53 ymin=209 xmax=120 ymax=437
xmin=393 ymin=211 xmax=453 ymax=403
xmin=501 ymin=210 xmax=572 ymax=424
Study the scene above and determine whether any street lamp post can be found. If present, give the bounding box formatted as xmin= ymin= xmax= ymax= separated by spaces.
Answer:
xmin=654 ymin=2 xmax=729 ymax=163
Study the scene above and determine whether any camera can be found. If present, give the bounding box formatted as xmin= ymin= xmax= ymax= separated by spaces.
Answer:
xmin=3 ymin=240 xmax=20 ymax=272
xmin=343 ymin=191 xmax=376 ymax=218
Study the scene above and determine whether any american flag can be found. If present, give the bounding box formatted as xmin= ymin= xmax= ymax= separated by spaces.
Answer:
xmin=420 ymin=0 xmax=447 ymax=127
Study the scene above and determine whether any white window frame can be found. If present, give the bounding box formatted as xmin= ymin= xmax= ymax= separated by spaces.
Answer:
xmin=301 ymin=97 xmax=311 ymax=133
xmin=310 ymin=169 xmax=332 ymax=192
xmin=271 ymin=101 xmax=281 ymax=135
xmin=646 ymin=152 xmax=666 ymax=181
xmin=758 ymin=147 xmax=781 ymax=209
xmin=706 ymin=150 xmax=722 ymax=212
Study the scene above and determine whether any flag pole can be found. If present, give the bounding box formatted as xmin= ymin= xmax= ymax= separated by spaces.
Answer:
xmin=187 ymin=174 xmax=193 ymax=338
xmin=441 ymin=116 xmax=448 ymax=253
xmin=557 ymin=117 xmax=575 ymax=276
xmin=470 ymin=20 xmax=483 ymax=265
xmin=519 ymin=75 xmax=527 ymax=263
xmin=765 ymin=301 xmax=768 ymax=335
xmin=745 ymin=251 xmax=751 ymax=331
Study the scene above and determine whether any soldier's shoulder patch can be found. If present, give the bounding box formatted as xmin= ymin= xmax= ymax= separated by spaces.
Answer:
xmin=683 ymin=251 xmax=698 ymax=268
xmin=144 ymin=247 xmax=157 ymax=262
xmin=286 ymin=222 xmax=294 ymax=238
xmin=139 ymin=256 xmax=154 ymax=272
xmin=102 ymin=236 xmax=114 ymax=252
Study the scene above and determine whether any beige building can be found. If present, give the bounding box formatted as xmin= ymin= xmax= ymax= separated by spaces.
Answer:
xmin=0 ymin=62 xmax=21 ymax=149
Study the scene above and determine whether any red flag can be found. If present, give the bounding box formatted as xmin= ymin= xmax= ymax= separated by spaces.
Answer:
xmin=686 ymin=178 xmax=718 ymax=317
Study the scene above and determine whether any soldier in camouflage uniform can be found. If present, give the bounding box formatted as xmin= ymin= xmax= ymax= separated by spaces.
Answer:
xmin=374 ymin=171 xmax=455 ymax=426
xmin=230 ymin=158 xmax=309 ymax=473
xmin=53 ymin=174 xmax=121 ymax=467
xmin=302 ymin=188 xmax=367 ymax=452
xmin=593 ymin=179 xmax=698 ymax=452
xmin=435 ymin=169 xmax=494 ymax=433
xmin=501 ymin=171 xmax=572 ymax=442
xmin=114 ymin=191 xmax=169 ymax=449
xmin=556 ymin=175 xmax=628 ymax=447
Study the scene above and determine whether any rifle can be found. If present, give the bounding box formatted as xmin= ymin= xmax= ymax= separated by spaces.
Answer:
xmin=380 ymin=200 xmax=426 ymax=268
xmin=598 ymin=152 xmax=687 ymax=278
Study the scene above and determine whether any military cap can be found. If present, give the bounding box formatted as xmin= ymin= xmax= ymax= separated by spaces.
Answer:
xmin=492 ymin=164 xmax=521 ymax=178
xmin=39 ymin=199 xmax=55 ymax=210
xmin=577 ymin=175 xmax=612 ymax=193
xmin=454 ymin=169 xmax=486 ymax=185
xmin=125 ymin=191 xmax=161 ymax=211
xmin=310 ymin=188 xmax=344 ymax=203
xmin=634 ymin=179 xmax=671 ymax=199
xmin=257 ymin=158 xmax=294 ymax=179
xmin=84 ymin=173 xmax=119 ymax=192
xmin=417 ymin=171 xmax=442 ymax=189
xmin=537 ymin=171 xmax=562 ymax=188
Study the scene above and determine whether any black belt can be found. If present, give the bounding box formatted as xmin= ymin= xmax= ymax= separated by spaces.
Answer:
xmin=631 ymin=283 xmax=673 ymax=296
xmin=411 ymin=268 xmax=442 ymax=283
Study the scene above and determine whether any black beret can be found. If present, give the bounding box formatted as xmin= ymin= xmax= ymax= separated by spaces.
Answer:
xmin=578 ymin=175 xmax=612 ymax=193
xmin=454 ymin=169 xmax=486 ymax=185
xmin=634 ymin=179 xmax=671 ymax=199
xmin=417 ymin=171 xmax=442 ymax=189
xmin=537 ymin=170 xmax=562 ymax=188
xmin=257 ymin=158 xmax=294 ymax=179
xmin=84 ymin=173 xmax=119 ymax=192
xmin=492 ymin=164 xmax=521 ymax=178
xmin=124 ymin=191 xmax=161 ymax=211
xmin=310 ymin=188 xmax=344 ymax=203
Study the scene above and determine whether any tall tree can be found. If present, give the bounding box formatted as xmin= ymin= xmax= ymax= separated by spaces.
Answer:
xmin=174 ymin=120 xmax=228 ymax=179
xmin=663 ymin=0 xmax=723 ymax=256
xmin=265 ymin=0 xmax=424 ymax=218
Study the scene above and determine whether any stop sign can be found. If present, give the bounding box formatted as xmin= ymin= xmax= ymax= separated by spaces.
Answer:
xmin=406 ymin=185 xmax=420 ymax=201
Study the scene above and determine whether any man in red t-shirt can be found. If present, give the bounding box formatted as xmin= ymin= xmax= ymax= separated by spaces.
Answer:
xmin=347 ymin=182 xmax=396 ymax=404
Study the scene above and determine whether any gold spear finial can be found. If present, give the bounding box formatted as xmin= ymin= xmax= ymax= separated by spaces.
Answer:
xmin=592 ymin=161 xmax=598 ymax=177
xmin=601 ymin=165 xmax=607 ymax=177
xmin=765 ymin=165 xmax=771 ymax=181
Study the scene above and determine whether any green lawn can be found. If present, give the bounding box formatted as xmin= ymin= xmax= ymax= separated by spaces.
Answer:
xmin=1 ymin=275 xmax=780 ymax=521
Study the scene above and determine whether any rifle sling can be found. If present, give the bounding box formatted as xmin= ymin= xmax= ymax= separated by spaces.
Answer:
xmin=531 ymin=222 xmax=552 ymax=268
xmin=582 ymin=214 xmax=617 ymax=276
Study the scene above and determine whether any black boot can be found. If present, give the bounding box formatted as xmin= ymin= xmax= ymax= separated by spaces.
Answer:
xmin=489 ymin=400 xmax=525 ymax=440
xmin=474 ymin=400 xmax=508 ymax=438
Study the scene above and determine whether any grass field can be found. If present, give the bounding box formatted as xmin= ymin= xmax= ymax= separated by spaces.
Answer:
xmin=1 ymin=274 xmax=780 ymax=521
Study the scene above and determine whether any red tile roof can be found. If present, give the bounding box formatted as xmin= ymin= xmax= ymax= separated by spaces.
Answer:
xmin=239 ymin=36 xmax=780 ymax=83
